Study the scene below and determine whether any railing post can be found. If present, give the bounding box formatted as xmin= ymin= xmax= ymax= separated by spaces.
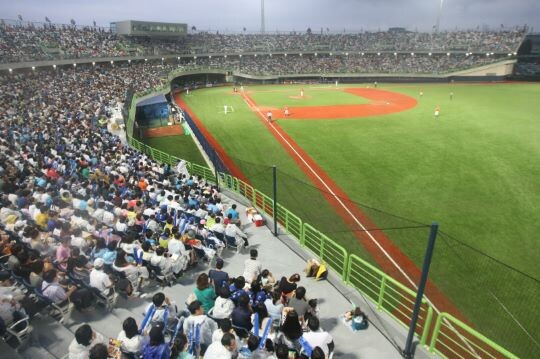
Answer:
xmin=420 ymin=305 xmax=433 ymax=346
xmin=429 ymin=313 xmax=445 ymax=353
xmin=403 ymin=222 xmax=439 ymax=358
xmin=377 ymin=276 xmax=387 ymax=310
xmin=272 ymin=165 xmax=278 ymax=236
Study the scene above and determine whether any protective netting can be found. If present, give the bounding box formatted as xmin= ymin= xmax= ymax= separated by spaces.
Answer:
xmin=223 ymin=157 xmax=539 ymax=358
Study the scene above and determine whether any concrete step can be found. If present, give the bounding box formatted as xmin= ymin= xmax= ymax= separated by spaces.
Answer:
xmin=0 ymin=339 xmax=26 ymax=359
xmin=20 ymin=316 xmax=74 ymax=359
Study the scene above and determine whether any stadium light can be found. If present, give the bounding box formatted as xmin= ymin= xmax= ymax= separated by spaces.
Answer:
xmin=8 ymin=68 xmax=12 ymax=73
xmin=377 ymin=52 xmax=380 ymax=56
xmin=428 ymin=52 xmax=432 ymax=56
xmin=394 ymin=52 xmax=397 ymax=56
xmin=72 ymin=63 xmax=76 ymax=67
xmin=299 ymin=53 xmax=302 ymax=57
xmin=345 ymin=52 xmax=348 ymax=56
xmin=209 ymin=55 xmax=212 ymax=59
xmin=284 ymin=53 xmax=287 ymax=57
xmin=194 ymin=56 xmax=197 ymax=59
xmin=110 ymin=60 xmax=114 ymax=64
xmin=128 ymin=59 xmax=131 ymax=63
xmin=52 ymin=64 xmax=56 ymax=69
xmin=490 ymin=52 xmax=494 ymax=55
xmin=32 ymin=66 xmax=36 ymax=70
xmin=161 ymin=57 xmax=164 ymax=61
xmin=144 ymin=58 xmax=148 ymax=62
xmin=177 ymin=57 xmax=180 ymax=60
xmin=361 ymin=52 xmax=364 ymax=56
xmin=314 ymin=53 xmax=318 ymax=56
xmin=508 ymin=53 xmax=512 ymax=56
xmin=486 ymin=53 xmax=490 ymax=56
xmin=92 ymin=62 xmax=96 ymax=66
xmin=330 ymin=52 xmax=333 ymax=56
xmin=513 ymin=52 xmax=517 ymax=55
xmin=239 ymin=54 xmax=242 ymax=58
xmin=254 ymin=54 xmax=257 ymax=57
xmin=446 ymin=52 xmax=450 ymax=56
xmin=411 ymin=52 xmax=414 ymax=56
xmin=224 ymin=54 xmax=227 ymax=58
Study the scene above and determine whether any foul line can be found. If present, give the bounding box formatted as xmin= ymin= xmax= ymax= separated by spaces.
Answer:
xmin=240 ymin=91 xmax=478 ymax=356
xmin=241 ymin=92 xmax=421 ymax=291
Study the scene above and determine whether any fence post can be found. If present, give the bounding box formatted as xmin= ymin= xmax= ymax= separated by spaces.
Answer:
xmin=272 ymin=165 xmax=278 ymax=236
xmin=377 ymin=277 xmax=387 ymax=310
xmin=403 ymin=222 xmax=439 ymax=358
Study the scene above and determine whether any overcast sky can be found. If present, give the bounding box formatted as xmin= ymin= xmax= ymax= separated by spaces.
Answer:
xmin=2 ymin=0 xmax=539 ymax=33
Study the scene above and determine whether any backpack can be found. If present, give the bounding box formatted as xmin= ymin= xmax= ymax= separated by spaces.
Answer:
xmin=352 ymin=315 xmax=369 ymax=330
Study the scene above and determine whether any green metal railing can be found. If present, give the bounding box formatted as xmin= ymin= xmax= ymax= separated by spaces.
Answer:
xmin=276 ymin=203 xmax=303 ymax=240
xmin=429 ymin=313 xmax=519 ymax=359
xmin=346 ymin=254 xmax=434 ymax=346
xmin=302 ymin=223 xmax=348 ymax=281
xmin=124 ymin=86 xmax=519 ymax=359
xmin=190 ymin=163 xmax=215 ymax=182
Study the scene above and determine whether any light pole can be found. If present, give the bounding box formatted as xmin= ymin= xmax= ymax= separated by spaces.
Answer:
xmin=261 ymin=0 xmax=265 ymax=34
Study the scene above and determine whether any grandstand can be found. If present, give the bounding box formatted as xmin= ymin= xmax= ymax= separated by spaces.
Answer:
xmin=0 ymin=15 xmax=534 ymax=359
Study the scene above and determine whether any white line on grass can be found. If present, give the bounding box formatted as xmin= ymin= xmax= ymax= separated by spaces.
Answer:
xmin=241 ymin=92 xmax=478 ymax=355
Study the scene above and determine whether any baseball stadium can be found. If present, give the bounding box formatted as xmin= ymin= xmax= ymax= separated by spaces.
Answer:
xmin=0 ymin=1 xmax=539 ymax=359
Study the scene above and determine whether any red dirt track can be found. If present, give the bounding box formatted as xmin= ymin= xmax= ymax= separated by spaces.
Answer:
xmin=274 ymin=88 xmax=417 ymax=119
xmin=143 ymin=124 xmax=183 ymax=138
xmin=174 ymin=94 xmax=250 ymax=183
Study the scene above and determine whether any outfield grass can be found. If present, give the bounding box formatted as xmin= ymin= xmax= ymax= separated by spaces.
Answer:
xmin=178 ymin=83 xmax=540 ymax=357
xmin=142 ymin=134 xmax=207 ymax=166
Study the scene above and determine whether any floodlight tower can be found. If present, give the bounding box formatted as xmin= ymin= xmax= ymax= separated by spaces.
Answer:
xmin=435 ymin=0 xmax=444 ymax=33
xmin=261 ymin=0 xmax=266 ymax=34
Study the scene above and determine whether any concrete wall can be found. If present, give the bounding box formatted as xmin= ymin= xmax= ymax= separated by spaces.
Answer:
xmin=450 ymin=59 xmax=516 ymax=76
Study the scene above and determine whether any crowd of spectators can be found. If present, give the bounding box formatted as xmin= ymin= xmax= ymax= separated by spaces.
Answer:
xmin=178 ymin=52 xmax=509 ymax=75
xmin=0 ymin=61 xmax=346 ymax=358
xmin=0 ymin=21 xmax=527 ymax=64
xmin=0 ymin=23 xmax=129 ymax=63
xmin=177 ymin=30 xmax=526 ymax=55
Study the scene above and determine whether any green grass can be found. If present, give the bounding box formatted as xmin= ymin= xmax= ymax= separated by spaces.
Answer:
xmin=175 ymin=83 xmax=540 ymax=358
xmin=142 ymin=134 xmax=207 ymax=166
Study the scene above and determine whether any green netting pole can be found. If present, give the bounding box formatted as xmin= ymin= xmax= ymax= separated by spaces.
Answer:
xmin=403 ymin=222 xmax=438 ymax=359
xmin=272 ymin=165 xmax=278 ymax=236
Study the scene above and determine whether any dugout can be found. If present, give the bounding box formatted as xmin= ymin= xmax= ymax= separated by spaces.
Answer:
xmin=135 ymin=93 xmax=169 ymax=129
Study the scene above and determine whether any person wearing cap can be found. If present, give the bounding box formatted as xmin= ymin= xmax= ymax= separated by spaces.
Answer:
xmin=89 ymin=258 xmax=113 ymax=296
